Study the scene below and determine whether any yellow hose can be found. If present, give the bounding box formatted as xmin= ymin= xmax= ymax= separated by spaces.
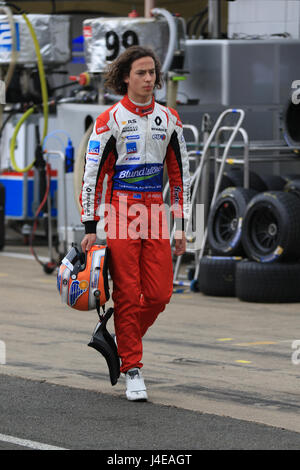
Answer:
xmin=10 ymin=13 xmax=48 ymax=173
xmin=9 ymin=106 xmax=35 ymax=173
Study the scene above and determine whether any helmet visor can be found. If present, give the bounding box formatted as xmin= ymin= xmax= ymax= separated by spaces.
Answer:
xmin=61 ymin=246 xmax=85 ymax=274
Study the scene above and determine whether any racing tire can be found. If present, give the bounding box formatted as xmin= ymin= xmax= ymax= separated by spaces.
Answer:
xmin=221 ymin=168 xmax=268 ymax=192
xmin=258 ymin=174 xmax=286 ymax=191
xmin=236 ymin=260 xmax=300 ymax=303
xmin=241 ymin=191 xmax=300 ymax=262
xmin=282 ymin=174 xmax=300 ymax=184
xmin=219 ymin=170 xmax=243 ymax=191
xmin=198 ymin=255 xmax=242 ymax=297
xmin=284 ymin=178 xmax=300 ymax=199
xmin=207 ymin=186 xmax=257 ymax=256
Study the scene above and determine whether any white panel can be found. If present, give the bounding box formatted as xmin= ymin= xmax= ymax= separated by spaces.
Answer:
xmin=285 ymin=22 xmax=300 ymax=39
xmin=228 ymin=0 xmax=290 ymax=33
xmin=256 ymin=0 xmax=286 ymax=22
xmin=286 ymin=0 xmax=300 ymax=22
xmin=237 ymin=0 xmax=256 ymax=23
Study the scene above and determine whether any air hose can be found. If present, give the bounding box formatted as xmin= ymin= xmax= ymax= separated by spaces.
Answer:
xmin=151 ymin=8 xmax=177 ymax=74
xmin=29 ymin=161 xmax=57 ymax=273
xmin=9 ymin=11 xmax=48 ymax=173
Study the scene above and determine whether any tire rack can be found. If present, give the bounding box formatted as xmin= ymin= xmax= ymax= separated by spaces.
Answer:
xmin=169 ymin=108 xmax=300 ymax=291
xmin=167 ymin=108 xmax=247 ymax=289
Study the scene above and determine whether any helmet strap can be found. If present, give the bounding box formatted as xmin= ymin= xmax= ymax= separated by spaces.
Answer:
xmin=96 ymin=299 xmax=106 ymax=322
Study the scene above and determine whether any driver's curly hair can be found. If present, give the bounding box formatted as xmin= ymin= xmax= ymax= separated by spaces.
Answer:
xmin=104 ymin=45 xmax=163 ymax=95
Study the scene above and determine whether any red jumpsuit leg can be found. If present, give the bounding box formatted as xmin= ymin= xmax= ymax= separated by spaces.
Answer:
xmin=106 ymin=194 xmax=173 ymax=373
xmin=107 ymin=235 xmax=144 ymax=373
xmin=139 ymin=195 xmax=173 ymax=336
xmin=139 ymin=236 xmax=173 ymax=337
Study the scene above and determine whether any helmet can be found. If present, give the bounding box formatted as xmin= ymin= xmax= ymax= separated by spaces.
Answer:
xmin=57 ymin=245 xmax=110 ymax=311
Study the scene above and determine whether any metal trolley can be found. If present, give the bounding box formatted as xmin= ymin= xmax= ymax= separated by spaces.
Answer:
xmin=169 ymin=107 xmax=300 ymax=291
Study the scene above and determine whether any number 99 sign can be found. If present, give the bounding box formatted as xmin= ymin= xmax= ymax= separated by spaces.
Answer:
xmin=83 ymin=17 xmax=170 ymax=73
xmin=105 ymin=30 xmax=139 ymax=61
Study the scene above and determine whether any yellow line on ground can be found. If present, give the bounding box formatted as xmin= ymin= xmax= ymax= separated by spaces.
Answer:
xmin=217 ymin=338 xmax=233 ymax=341
xmin=235 ymin=360 xmax=252 ymax=364
xmin=35 ymin=278 xmax=55 ymax=284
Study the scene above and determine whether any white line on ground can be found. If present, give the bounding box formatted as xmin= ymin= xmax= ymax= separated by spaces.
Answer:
xmin=0 ymin=433 xmax=68 ymax=450
xmin=0 ymin=252 xmax=49 ymax=262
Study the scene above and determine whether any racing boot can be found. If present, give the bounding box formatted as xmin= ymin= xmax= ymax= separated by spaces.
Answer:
xmin=125 ymin=367 xmax=148 ymax=402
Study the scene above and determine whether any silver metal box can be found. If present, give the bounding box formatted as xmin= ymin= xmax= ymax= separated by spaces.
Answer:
xmin=179 ymin=39 xmax=300 ymax=106
xmin=83 ymin=17 xmax=170 ymax=73
xmin=0 ymin=14 xmax=70 ymax=65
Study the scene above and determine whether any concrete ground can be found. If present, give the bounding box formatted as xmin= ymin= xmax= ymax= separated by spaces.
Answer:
xmin=1 ymin=227 xmax=300 ymax=450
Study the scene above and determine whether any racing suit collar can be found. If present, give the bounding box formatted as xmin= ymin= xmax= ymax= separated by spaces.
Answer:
xmin=121 ymin=94 xmax=155 ymax=117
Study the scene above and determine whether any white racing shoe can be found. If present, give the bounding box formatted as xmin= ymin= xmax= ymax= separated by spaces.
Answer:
xmin=125 ymin=368 xmax=148 ymax=402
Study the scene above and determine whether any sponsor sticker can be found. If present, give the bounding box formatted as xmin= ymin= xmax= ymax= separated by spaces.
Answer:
xmin=96 ymin=124 xmax=109 ymax=134
xmin=87 ymin=156 xmax=99 ymax=163
xmin=126 ymin=142 xmax=137 ymax=154
xmin=61 ymin=257 xmax=74 ymax=271
xmin=119 ymin=165 xmax=162 ymax=181
xmin=126 ymin=156 xmax=140 ymax=161
xmin=0 ymin=22 xmax=20 ymax=51
xmin=69 ymin=280 xmax=88 ymax=306
xmin=88 ymin=140 xmax=100 ymax=155
xmin=126 ymin=135 xmax=140 ymax=140
xmin=123 ymin=119 xmax=137 ymax=124
xmin=83 ymin=25 xmax=92 ymax=38
xmin=152 ymin=134 xmax=166 ymax=140
xmin=113 ymin=164 xmax=164 ymax=192
xmin=122 ymin=126 xmax=138 ymax=133
xmin=174 ymin=185 xmax=182 ymax=204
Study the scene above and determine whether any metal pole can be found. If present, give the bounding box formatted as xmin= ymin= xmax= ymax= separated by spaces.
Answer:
xmin=145 ymin=0 xmax=155 ymax=18
xmin=200 ymin=114 xmax=212 ymax=223
xmin=208 ymin=0 xmax=221 ymax=39
xmin=47 ymin=179 xmax=53 ymax=262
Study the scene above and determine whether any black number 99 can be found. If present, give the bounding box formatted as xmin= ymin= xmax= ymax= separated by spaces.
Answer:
xmin=105 ymin=30 xmax=139 ymax=61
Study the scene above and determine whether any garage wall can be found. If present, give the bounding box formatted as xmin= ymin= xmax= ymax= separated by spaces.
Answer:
xmin=6 ymin=0 xmax=229 ymax=34
xmin=228 ymin=0 xmax=300 ymax=39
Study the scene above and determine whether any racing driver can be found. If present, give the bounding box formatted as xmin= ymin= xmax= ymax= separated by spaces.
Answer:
xmin=80 ymin=45 xmax=190 ymax=401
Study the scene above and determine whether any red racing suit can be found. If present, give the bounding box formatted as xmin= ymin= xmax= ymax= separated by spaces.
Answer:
xmin=80 ymin=94 xmax=190 ymax=373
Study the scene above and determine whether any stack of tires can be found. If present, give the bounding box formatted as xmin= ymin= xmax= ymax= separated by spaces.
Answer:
xmin=198 ymin=170 xmax=300 ymax=302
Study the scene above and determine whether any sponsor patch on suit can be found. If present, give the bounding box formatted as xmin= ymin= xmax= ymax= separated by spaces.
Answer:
xmin=88 ymin=140 xmax=100 ymax=155
xmin=126 ymin=142 xmax=137 ymax=154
